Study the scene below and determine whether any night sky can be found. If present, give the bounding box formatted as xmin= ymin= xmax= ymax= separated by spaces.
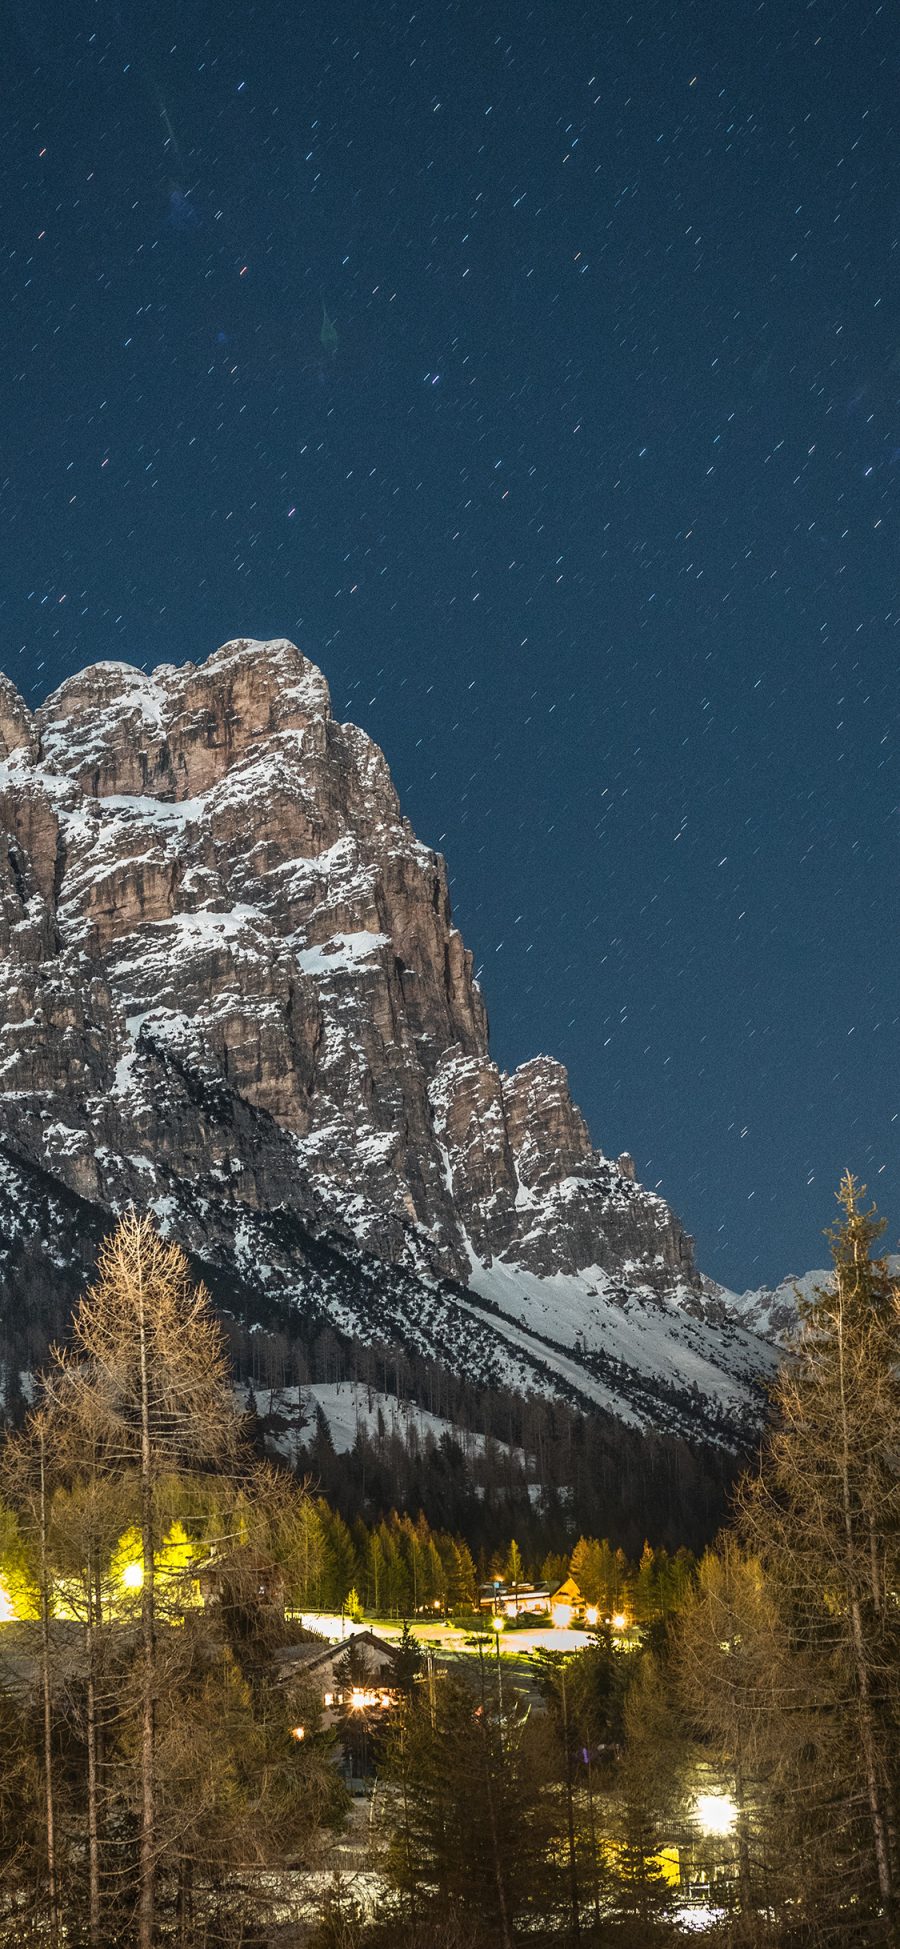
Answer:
xmin=3 ymin=0 xmax=899 ymax=1289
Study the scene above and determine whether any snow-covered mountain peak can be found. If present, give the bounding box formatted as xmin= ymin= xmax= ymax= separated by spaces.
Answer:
xmin=0 ymin=636 xmax=775 ymax=1442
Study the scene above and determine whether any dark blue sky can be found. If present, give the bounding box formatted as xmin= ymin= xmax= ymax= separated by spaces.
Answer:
xmin=3 ymin=0 xmax=899 ymax=1287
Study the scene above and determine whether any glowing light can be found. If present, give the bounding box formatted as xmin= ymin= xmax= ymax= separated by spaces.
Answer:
xmin=650 ymin=1845 xmax=681 ymax=1886
xmin=584 ymin=1605 xmax=599 ymax=1627
xmin=0 ymin=1577 xmax=15 ymax=1622
xmin=291 ymin=1725 xmax=306 ymax=1742
xmin=695 ymin=1792 xmax=738 ymax=1836
xmin=349 ymin=1687 xmax=385 ymax=1710
xmin=121 ymin=1561 xmax=143 ymax=1591
xmin=611 ymin=1612 xmax=627 ymax=1632
xmin=492 ymin=1613 xmax=505 ymax=1633
xmin=551 ymin=1603 xmax=573 ymax=1629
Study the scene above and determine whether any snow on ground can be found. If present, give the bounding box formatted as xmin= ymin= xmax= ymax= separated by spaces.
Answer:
xmin=241 ymin=1379 xmax=511 ymax=1463
xmin=306 ymin=1380 xmax=493 ymax=1455
xmin=291 ymin=1612 xmax=596 ymax=1654
xmin=463 ymin=1249 xmax=775 ymax=1421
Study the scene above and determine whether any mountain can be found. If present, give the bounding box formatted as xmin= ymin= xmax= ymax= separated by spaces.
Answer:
xmin=711 ymin=1255 xmax=900 ymax=1341
xmin=0 ymin=637 xmax=776 ymax=1444
xmin=708 ymin=1271 xmax=827 ymax=1341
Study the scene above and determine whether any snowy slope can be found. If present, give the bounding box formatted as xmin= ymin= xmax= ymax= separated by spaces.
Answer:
xmin=241 ymin=1380 xmax=503 ymax=1462
xmin=714 ymin=1255 xmax=900 ymax=1341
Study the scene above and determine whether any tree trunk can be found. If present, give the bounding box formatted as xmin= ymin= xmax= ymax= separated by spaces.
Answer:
xmin=836 ymin=1285 xmax=896 ymax=1936
xmin=561 ymin=1673 xmax=581 ymax=1941
xmin=138 ymin=1279 xmax=157 ymax=1949
xmin=478 ymin=1651 xmax=513 ymax=1949
xmin=86 ymin=1580 xmax=101 ymax=1947
xmin=38 ymin=1429 xmax=59 ymax=1947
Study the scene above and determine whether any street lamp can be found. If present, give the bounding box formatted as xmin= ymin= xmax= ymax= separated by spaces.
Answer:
xmin=491 ymin=1611 xmax=504 ymax=1725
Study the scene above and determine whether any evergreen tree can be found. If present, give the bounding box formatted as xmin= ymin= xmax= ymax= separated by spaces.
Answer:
xmin=720 ymin=1177 xmax=900 ymax=1944
xmin=610 ymin=1653 xmax=686 ymax=1943
xmin=381 ymin=1661 xmax=562 ymax=1944
xmin=321 ymin=1505 xmax=360 ymax=1611
xmin=503 ymin=1537 xmax=525 ymax=1589
xmin=676 ymin=1539 xmax=789 ymax=1943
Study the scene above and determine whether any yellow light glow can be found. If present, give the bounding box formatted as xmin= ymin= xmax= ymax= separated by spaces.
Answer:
xmin=291 ymin=1725 xmax=306 ymax=1742
xmin=611 ymin=1612 xmax=627 ymax=1631
xmin=492 ymin=1613 xmax=505 ymax=1633
xmin=0 ymin=1577 xmax=15 ymax=1623
xmin=121 ymin=1561 xmax=143 ymax=1591
xmin=551 ymin=1603 xmax=573 ymax=1629
xmin=584 ymin=1605 xmax=599 ymax=1627
xmin=695 ymin=1792 xmax=738 ymax=1836
xmin=649 ymin=1845 xmax=681 ymax=1887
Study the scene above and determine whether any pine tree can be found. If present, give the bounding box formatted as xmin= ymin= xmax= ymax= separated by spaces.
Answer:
xmin=610 ymin=1653 xmax=686 ymax=1943
xmin=731 ymin=1176 xmax=900 ymax=1943
xmin=676 ymin=1540 xmax=787 ymax=1941
xmin=380 ymin=1661 xmax=562 ymax=1943
xmin=504 ymin=1537 xmax=525 ymax=1590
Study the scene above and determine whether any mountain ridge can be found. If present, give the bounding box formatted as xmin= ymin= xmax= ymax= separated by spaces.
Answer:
xmin=0 ymin=637 xmax=776 ymax=1443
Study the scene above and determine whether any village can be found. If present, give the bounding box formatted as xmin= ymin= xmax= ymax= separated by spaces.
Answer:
xmin=0 ymin=1480 xmax=740 ymax=1939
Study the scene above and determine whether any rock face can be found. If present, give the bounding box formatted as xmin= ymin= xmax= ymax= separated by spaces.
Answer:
xmin=0 ymin=638 xmax=772 ymax=1440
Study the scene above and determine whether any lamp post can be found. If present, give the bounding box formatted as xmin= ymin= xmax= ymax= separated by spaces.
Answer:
xmin=491 ymin=1612 xmax=505 ymax=1743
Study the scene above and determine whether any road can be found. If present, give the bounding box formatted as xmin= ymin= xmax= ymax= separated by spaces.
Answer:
xmin=295 ymin=1611 xmax=598 ymax=1654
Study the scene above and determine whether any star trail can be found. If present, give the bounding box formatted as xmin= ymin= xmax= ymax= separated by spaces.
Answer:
xmin=2 ymin=0 xmax=899 ymax=1286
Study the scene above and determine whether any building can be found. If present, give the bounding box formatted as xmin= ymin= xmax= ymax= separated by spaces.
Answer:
xmin=478 ymin=1581 xmax=552 ymax=1618
xmin=548 ymin=1576 xmax=630 ymax=1632
xmin=275 ymin=1627 xmax=399 ymax=1727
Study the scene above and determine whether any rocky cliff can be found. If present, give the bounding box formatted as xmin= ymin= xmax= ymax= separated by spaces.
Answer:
xmin=0 ymin=638 xmax=774 ymax=1440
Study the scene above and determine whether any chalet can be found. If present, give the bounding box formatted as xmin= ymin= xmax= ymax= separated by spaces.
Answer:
xmin=274 ymin=1627 xmax=399 ymax=1727
xmin=549 ymin=1573 xmax=584 ymax=1626
xmin=549 ymin=1576 xmax=629 ymax=1632
xmin=478 ymin=1581 xmax=552 ymax=1618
